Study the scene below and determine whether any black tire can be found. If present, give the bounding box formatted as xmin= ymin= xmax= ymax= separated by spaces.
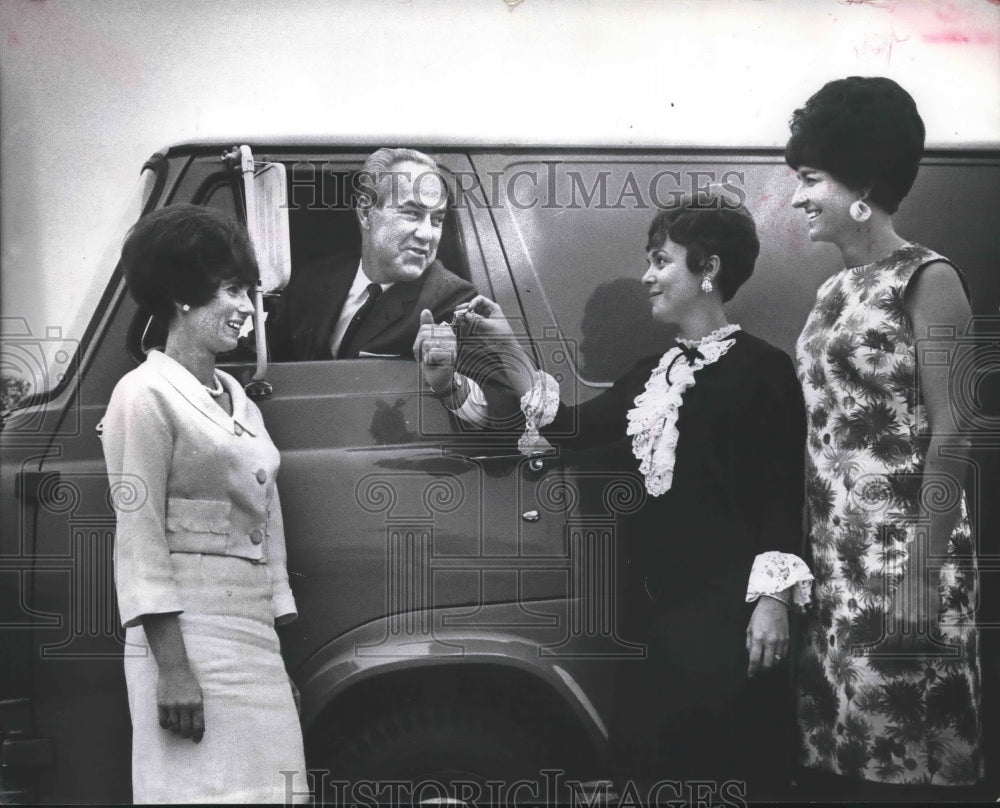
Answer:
xmin=328 ymin=701 xmax=546 ymax=793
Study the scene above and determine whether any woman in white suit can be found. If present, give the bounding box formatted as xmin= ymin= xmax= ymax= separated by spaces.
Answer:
xmin=100 ymin=204 xmax=308 ymax=803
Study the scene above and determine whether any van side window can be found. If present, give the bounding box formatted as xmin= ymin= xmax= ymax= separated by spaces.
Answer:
xmin=494 ymin=158 xmax=803 ymax=396
xmin=499 ymin=160 xmax=678 ymax=389
xmin=267 ymin=162 xmax=473 ymax=362
xmin=200 ymin=179 xmax=240 ymax=221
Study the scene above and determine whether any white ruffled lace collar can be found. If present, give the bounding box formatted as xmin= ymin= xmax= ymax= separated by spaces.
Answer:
xmin=626 ymin=325 xmax=741 ymax=496
xmin=677 ymin=322 xmax=741 ymax=348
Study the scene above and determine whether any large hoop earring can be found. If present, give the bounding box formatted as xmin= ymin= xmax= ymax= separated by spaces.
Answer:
xmin=850 ymin=199 xmax=872 ymax=222
xmin=700 ymin=275 xmax=714 ymax=294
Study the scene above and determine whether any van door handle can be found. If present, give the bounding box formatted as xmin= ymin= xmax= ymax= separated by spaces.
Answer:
xmin=452 ymin=452 xmax=523 ymax=462
xmin=442 ymin=446 xmax=555 ymax=466
xmin=441 ymin=449 xmax=553 ymax=480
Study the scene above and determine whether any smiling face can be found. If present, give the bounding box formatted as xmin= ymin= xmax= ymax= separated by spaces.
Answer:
xmin=180 ymin=278 xmax=254 ymax=355
xmin=358 ymin=159 xmax=448 ymax=284
xmin=791 ymin=166 xmax=862 ymax=244
xmin=641 ymin=237 xmax=706 ymax=326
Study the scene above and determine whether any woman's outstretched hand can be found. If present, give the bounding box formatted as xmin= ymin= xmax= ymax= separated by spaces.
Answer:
xmin=454 ymin=295 xmax=539 ymax=398
xmin=452 ymin=295 xmax=517 ymax=346
xmin=746 ymin=597 xmax=789 ymax=677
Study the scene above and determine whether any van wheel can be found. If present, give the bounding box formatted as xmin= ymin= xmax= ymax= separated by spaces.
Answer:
xmin=329 ymin=702 xmax=545 ymax=787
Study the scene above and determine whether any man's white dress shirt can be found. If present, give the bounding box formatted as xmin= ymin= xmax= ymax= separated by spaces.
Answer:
xmin=333 ymin=262 xmax=488 ymax=425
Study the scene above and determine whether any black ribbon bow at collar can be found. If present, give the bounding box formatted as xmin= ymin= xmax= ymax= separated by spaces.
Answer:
xmin=665 ymin=342 xmax=704 ymax=384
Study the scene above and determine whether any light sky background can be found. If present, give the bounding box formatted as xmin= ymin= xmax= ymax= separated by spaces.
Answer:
xmin=2 ymin=0 xmax=998 ymax=346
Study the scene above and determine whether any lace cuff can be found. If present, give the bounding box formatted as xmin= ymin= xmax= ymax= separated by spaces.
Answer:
xmin=745 ymin=551 xmax=813 ymax=608
xmin=518 ymin=371 xmax=560 ymax=455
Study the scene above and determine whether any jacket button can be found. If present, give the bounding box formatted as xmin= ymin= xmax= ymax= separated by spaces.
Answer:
xmin=255 ymin=469 xmax=267 ymax=484
xmin=250 ymin=528 xmax=264 ymax=545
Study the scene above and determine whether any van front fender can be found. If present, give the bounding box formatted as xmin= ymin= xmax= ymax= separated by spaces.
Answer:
xmin=294 ymin=597 xmax=626 ymax=753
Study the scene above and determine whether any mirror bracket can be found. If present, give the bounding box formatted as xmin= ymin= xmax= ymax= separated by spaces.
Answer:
xmin=222 ymin=144 xmax=292 ymax=390
xmin=244 ymin=379 xmax=273 ymax=402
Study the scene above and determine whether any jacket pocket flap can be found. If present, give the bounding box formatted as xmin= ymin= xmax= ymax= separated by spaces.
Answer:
xmin=165 ymin=498 xmax=232 ymax=534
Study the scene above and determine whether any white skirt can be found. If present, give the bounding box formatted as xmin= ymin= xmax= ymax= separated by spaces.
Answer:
xmin=124 ymin=553 xmax=309 ymax=804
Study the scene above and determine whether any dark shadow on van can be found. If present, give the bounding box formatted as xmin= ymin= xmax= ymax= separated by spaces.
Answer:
xmin=578 ymin=278 xmax=675 ymax=384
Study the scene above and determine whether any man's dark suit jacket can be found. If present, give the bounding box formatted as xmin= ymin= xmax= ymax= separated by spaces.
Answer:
xmin=268 ymin=252 xmax=477 ymax=361
xmin=265 ymin=252 xmax=520 ymax=429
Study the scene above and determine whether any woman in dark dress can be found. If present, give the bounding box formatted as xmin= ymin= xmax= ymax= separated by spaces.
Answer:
xmin=418 ymin=195 xmax=813 ymax=799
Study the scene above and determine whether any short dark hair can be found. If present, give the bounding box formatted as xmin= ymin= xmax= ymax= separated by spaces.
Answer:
xmin=784 ymin=76 xmax=925 ymax=214
xmin=646 ymin=193 xmax=760 ymax=303
xmin=120 ymin=204 xmax=259 ymax=324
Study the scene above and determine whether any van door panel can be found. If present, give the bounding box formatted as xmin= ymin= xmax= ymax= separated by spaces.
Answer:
xmin=25 ymin=290 xmax=144 ymax=804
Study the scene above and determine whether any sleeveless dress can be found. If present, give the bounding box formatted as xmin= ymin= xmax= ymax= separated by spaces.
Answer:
xmin=794 ymin=243 xmax=982 ymax=785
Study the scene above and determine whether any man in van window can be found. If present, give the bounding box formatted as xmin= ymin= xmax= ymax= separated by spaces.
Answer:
xmin=267 ymin=147 xmax=487 ymax=417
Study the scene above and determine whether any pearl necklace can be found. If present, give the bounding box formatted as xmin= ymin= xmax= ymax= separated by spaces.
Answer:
xmin=203 ymin=376 xmax=224 ymax=397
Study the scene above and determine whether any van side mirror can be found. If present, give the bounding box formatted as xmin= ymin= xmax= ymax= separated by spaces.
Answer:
xmin=223 ymin=145 xmax=291 ymax=396
xmin=224 ymin=145 xmax=291 ymax=294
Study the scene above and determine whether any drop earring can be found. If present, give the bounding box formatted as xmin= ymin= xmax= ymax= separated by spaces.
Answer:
xmin=850 ymin=199 xmax=871 ymax=222
xmin=701 ymin=275 xmax=714 ymax=294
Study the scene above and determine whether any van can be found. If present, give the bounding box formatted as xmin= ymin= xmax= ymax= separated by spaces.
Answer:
xmin=1 ymin=140 xmax=998 ymax=804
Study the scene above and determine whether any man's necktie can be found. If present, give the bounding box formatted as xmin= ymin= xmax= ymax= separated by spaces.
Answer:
xmin=337 ymin=282 xmax=382 ymax=358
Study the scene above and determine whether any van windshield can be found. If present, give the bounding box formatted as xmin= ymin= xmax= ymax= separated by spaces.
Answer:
xmin=1 ymin=167 xmax=157 ymax=411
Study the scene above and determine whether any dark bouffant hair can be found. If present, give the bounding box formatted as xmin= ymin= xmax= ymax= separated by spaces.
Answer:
xmin=120 ymin=204 xmax=259 ymax=324
xmin=646 ymin=193 xmax=760 ymax=303
xmin=785 ymin=76 xmax=925 ymax=214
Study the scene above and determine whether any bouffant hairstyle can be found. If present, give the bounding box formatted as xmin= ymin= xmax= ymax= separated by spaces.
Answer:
xmin=120 ymin=204 xmax=259 ymax=324
xmin=785 ymin=76 xmax=925 ymax=214
xmin=646 ymin=193 xmax=760 ymax=303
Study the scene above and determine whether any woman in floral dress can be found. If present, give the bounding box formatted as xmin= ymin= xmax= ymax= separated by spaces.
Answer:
xmin=786 ymin=77 xmax=983 ymax=799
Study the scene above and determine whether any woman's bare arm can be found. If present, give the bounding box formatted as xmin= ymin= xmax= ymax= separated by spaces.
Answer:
xmin=141 ymin=612 xmax=205 ymax=743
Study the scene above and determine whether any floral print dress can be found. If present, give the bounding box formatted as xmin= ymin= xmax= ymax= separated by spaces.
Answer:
xmin=795 ymin=243 xmax=982 ymax=785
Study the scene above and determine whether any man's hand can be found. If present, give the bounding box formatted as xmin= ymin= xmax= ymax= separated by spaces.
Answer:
xmin=413 ymin=309 xmax=458 ymax=394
